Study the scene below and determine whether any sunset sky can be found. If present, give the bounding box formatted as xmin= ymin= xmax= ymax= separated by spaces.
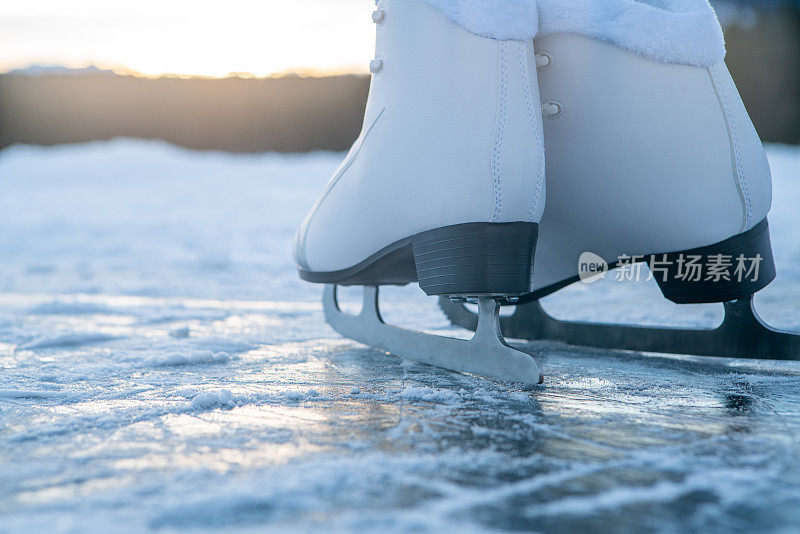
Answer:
xmin=0 ymin=0 xmax=376 ymax=77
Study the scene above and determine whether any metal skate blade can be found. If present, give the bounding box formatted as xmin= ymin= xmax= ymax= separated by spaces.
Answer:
xmin=323 ymin=285 xmax=543 ymax=385
xmin=439 ymin=295 xmax=800 ymax=361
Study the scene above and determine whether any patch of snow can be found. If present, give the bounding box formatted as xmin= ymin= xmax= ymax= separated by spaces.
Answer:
xmin=0 ymin=389 xmax=63 ymax=399
xmin=169 ymin=326 xmax=191 ymax=338
xmin=397 ymin=386 xmax=462 ymax=404
xmin=28 ymin=300 xmax=120 ymax=315
xmin=147 ymin=350 xmax=231 ymax=367
xmin=18 ymin=332 xmax=122 ymax=350
xmin=191 ymin=389 xmax=237 ymax=409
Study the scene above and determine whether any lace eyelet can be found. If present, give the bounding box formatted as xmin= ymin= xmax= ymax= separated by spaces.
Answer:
xmin=369 ymin=58 xmax=384 ymax=74
xmin=535 ymin=53 xmax=551 ymax=69
xmin=542 ymin=102 xmax=562 ymax=118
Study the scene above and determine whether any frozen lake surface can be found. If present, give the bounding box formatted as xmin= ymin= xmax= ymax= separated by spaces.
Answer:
xmin=1 ymin=139 xmax=799 ymax=532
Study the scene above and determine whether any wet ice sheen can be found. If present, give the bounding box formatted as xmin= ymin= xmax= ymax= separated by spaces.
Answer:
xmin=0 ymin=139 xmax=799 ymax=533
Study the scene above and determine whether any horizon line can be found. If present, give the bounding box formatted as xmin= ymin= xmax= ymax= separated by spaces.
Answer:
xmin=0 ymin=63 xmax=370 ymax=80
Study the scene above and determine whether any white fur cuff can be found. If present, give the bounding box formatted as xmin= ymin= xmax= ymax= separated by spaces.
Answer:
xmin=423 ymin=0 xmax=726 ymax=66
xmin=423 ymin=0 xmax=540 ymax=40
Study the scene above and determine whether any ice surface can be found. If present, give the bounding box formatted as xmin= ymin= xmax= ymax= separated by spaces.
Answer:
xmin=0 ymin=139 xmax=799 ymax=532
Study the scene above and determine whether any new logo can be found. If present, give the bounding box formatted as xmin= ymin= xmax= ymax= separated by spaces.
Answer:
xmin=578 ymin=252 xmax=608 ymax=283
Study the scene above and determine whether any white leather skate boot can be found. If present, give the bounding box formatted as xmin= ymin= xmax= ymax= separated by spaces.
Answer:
xmin=296 ymin=0 xmax=545 ymax=297
xmin=441 ymin=32 xmax=792 ymax=362
xmin=529 ymin=33 xmax=775 ymax=305
xmin=294 ymin=0 xmax=547 ymax=384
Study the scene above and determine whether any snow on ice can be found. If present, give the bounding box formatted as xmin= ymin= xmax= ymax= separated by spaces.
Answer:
xmin=0 ymin=139 xmax=799 ymax=532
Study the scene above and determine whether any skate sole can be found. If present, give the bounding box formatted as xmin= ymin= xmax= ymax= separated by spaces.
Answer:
xmin=437 ymin=220 xmax=791 ymax=360
xmin=517 ymin=218 xmax=776 ymax=305
xmin=301 ymin=219 xmax=774 ymax=304
xmin=299 ymin=222 xmax=539 ymax=297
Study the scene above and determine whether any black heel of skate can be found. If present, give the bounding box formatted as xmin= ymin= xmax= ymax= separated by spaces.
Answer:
xmin=652 ymin=218 xmax=776 ymax=304
xmin=411 ymin=222 xmax=538 ymax=297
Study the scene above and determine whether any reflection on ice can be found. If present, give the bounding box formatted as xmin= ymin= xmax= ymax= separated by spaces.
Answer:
xmin=1 ymin=141 xmax=799 ymax=531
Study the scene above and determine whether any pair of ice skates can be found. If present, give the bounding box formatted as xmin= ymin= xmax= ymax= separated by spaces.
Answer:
xmin=295 ymin=0 xmax=799 ymax=385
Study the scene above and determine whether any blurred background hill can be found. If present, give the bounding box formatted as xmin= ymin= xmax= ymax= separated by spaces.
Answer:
xmin=1 ymin=0 xmax=798 ymax=152
xmin=0 ymin=73 xmax=369 ymax=152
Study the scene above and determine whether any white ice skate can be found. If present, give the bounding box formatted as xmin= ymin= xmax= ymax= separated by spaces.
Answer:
xmin=295 ymin=0 xmax=547 ymax=383
xmin=442 ymin=33 xmax=800 ymax=360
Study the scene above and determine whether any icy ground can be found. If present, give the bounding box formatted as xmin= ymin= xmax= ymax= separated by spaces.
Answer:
xmin=1 ymin=139 xmax=799 ymax=533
